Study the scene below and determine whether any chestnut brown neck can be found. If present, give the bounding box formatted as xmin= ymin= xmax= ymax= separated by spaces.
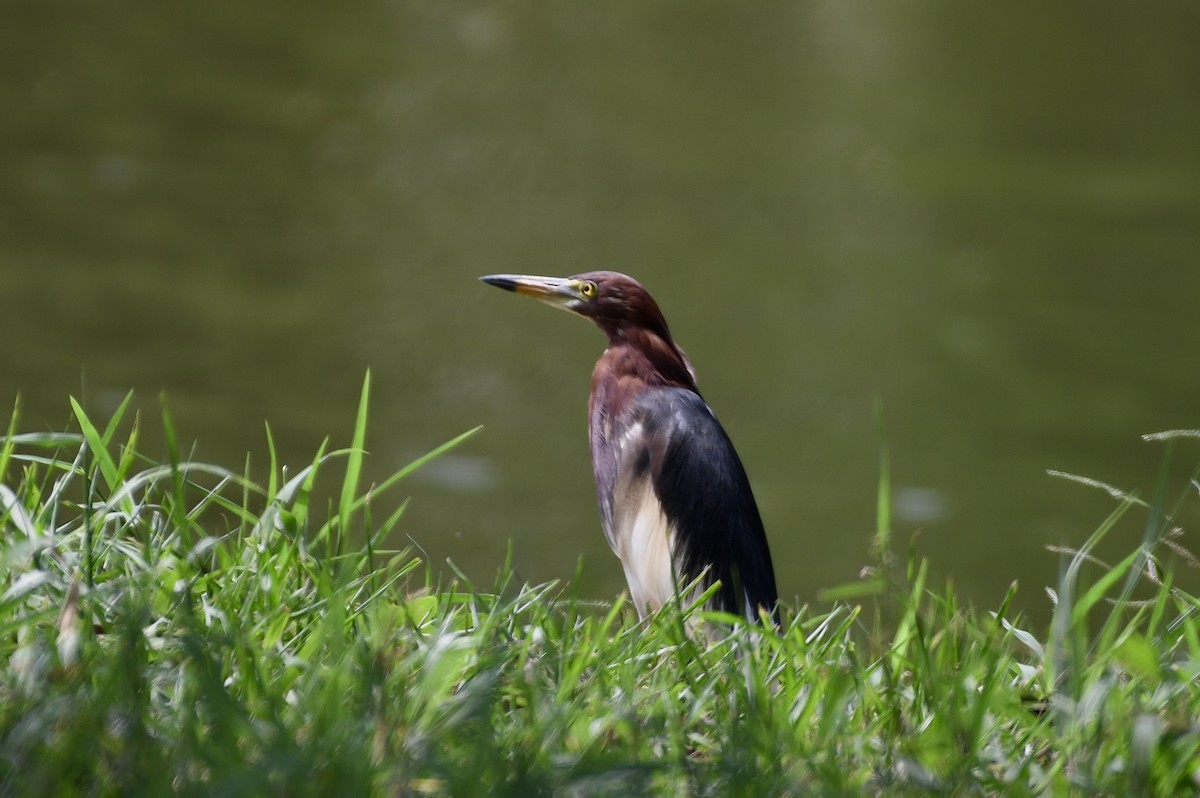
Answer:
xmin=589 ymin=328 xmax=698 ymax=427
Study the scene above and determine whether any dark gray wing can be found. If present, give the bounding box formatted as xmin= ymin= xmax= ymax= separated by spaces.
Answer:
xmin=621 ymin=387 xmax=778 ymax=621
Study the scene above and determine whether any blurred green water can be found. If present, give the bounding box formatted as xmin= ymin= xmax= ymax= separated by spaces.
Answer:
xmin=3 ymin=2 xmax=1198 ymax=620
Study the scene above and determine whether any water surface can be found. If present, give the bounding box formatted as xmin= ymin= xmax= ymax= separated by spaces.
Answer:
xmin=4 ymin=2 xmax=1199 ymax=621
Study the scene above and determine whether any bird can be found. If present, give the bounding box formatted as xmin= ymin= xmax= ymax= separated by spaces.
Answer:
xmin=480 ymin=271 xmax=778 ymax=624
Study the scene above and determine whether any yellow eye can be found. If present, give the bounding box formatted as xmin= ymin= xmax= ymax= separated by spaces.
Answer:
xmin=579 ymin=281 xmax=598 ymax=299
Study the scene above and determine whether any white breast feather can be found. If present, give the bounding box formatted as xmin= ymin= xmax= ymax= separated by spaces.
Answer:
xmin=607 ymin=421 xmax=675 ymax=617
xmin=614 ymin=484 xmax=674 ymax=617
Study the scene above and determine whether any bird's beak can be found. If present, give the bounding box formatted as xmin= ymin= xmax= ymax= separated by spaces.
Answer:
xmin=479 ymin=274 xmax=582 ymax=311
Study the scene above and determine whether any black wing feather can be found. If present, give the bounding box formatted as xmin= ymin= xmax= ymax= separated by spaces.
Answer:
xmin=629 ymin=388 xmax=778 ymax=620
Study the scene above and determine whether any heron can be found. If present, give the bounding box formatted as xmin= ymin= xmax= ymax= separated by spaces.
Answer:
xmin=480 ymin=271 xmax=778 ymax=624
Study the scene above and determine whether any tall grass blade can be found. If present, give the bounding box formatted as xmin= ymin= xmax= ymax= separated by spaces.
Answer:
xmin=339 ymin=370 xmax=371 ymax=549
xmin=0 ymin=396 xmax=18 ymax=486
xmin=70 ymin=396 xmax=120 ymax=493
xmin=873 ymin=397 xmax=891 ymax=558
xmin=160 ymin=393 xmax=190 ymax=537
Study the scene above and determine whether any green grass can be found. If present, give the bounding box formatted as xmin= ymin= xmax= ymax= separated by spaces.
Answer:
xmin=1 ymin=375 xmax=1198 ymax=796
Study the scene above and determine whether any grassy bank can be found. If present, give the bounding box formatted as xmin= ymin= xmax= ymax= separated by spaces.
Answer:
xmin=1 ymin=376 xmax=1198 ymax=796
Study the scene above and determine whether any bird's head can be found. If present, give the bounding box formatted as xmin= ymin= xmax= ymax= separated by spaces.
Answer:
xmin=479 ymin=271 xmax=673 ymax=344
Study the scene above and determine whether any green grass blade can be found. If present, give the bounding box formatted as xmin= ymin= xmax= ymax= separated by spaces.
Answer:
xmin=338 ymin=371 xmax=371 ymax=544
xmin=70 ymin=396 xmax=120 ymax=493
xmin=0 ymin=396 xmax=19 ymax=486
xmin=160 ymin=394 xmax=190 ymax=537
xmin=873 ymin=397 xmax=891 ymax=559
xmin=366 ymin=426 xmax=483 ymax=499
xmin=99 ymin=390 xmax=135 ymax=445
